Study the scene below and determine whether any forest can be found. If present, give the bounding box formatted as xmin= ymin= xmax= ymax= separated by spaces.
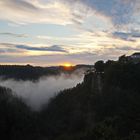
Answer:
xmin=0 ymin=56 xmax=140 ymax=140
xmin=0 ymin=64 xmax=92 ymax=81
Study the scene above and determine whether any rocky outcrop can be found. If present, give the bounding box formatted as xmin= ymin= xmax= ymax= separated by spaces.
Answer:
xmin=83 ymin=72 xmax=103 ymax=93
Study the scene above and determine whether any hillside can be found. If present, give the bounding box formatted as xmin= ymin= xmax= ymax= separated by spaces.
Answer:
xmin=0 ymin=57 xmax=140 ymax=139
xmin=0 ymin=64 xmax=92 ymax=81
xmin=41 ymin=58 xmax=140 ymax=140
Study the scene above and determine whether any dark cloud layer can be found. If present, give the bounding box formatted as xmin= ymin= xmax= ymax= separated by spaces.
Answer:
xmin=0 ymin=43 xmax=67 ymax=53
xmin=16 ymin=45 xmax=67 ymax=52
xmin=112 ymin=30 xmax=140 ymax=41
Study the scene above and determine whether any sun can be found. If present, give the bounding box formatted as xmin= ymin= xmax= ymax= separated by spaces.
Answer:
xmin=63 ymin=63 xmax=72 ymax=67
xmin=61 ymin=63 xmax=74 ymax=70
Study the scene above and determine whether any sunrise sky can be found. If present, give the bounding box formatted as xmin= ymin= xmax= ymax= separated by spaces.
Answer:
xmin=0 ymin=0 xmax=140 ymax=66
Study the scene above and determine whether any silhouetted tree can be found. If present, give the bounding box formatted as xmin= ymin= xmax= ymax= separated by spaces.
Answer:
xmin=94 ymin=60 xmax=105 ymax=73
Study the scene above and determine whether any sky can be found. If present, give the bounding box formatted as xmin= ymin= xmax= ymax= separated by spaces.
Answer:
xmin=0 ymin=0 xmax=140 ymax=66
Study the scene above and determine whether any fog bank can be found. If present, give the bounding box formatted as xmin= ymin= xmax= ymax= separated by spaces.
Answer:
xmin=0 ymin=74 xmax=83 ymax=110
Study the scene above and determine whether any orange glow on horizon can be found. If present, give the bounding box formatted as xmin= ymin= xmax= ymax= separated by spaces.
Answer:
xmin=63 ymin=63 xmax=72 ymax=67
xmin=61 ymin=63 xmax=74 ymax=71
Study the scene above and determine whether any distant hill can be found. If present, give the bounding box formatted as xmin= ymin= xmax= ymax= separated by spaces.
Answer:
xmin=0 ymin=64 xmax=93 ymax=81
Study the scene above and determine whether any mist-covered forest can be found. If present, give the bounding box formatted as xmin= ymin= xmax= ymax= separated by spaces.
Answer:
xmin=0 ymin=65 xmax=90 ymax=110
xmin=1 ymin=57 xmax=140 ymax=140
xmin=0 ymin=64 xmax=92 ymax=81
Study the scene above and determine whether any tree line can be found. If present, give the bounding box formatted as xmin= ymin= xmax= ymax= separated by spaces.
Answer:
xmin=0 ymin=57 xmax=140 ymax=139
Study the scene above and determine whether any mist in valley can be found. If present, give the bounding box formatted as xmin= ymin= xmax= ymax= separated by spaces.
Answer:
xmin=0 ymin=73 xmax=84 ymax=110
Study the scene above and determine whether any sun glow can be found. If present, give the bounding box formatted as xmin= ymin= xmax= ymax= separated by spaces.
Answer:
xmin=63 ymin=63 xmax=72 ymax=67
xmin=61 ymin=63 xmax=74 ymax=70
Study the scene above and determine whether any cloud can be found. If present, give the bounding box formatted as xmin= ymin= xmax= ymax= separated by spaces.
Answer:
xmin=0 ymin=48 xmax=96 ymax=66
xmin=0 ymin=45 xmax=137 ymax=66
xmin=0 ymin=48 xmax=21 ymax=54
xmin=0 ymin=32 xmax=28 ymax=38
xmin=0 ymin=0 xmax=139 ymax=29
xmin=115 ymin=46 xmax=140 ymax=51
xmin=16 ymin=45 xmax=67 ymax=52
xmin=80 ymin=0 xmax=137 ymax=26
xmin=0 ymin=49 xmax=6 ymax=53
xmin=6 ymin=0 xmax=37 ymax=10
xmin=0 ymin=43 xmax=68 ymax=59
xmin=62 ymin=0 xmax=140 ymax=27
xmin=0 ymin=43 xmax=24 ymax=54
xmin=112 ymin=30 xmax=140 ymax=41
xmin=0 ymin=0 xmax=74 ymax=25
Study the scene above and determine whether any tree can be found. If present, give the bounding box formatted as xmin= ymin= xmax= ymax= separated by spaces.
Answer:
xmin=118 ymin=55 xmax=129 ymax=63
xmin=94 ymin=60 xmax=105 ymax=73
